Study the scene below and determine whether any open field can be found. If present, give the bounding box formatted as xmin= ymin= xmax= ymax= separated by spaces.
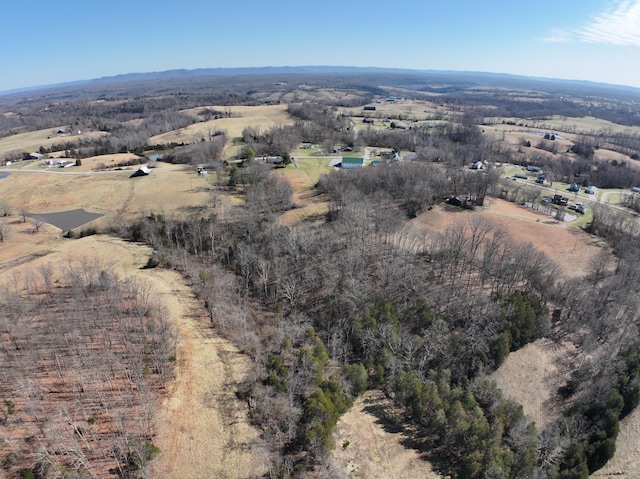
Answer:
xmin=495 ymin=339 xmax=640 ymax=479
xmin=591 ymin=408 xmax=640 ymax=478
xmin=3 ymin=152 xmax=144 ymax=172
xmin=144 ymin=265 xmax=266 ymax=479
xmin=483 ymin=124 xmax=577 ymax=154
xmin=0 ymin=127 xmax=107 ymax=157
xmin=410 ymin=198 xmax=605 ymax=278
xmin=0 ymin=162 xmax=212 ymax=225
xmin=150 ymin=104 xmax=293 ymax=147
xmin=524 ymin=115 xmax=640 ymax=135
xmin=484 ymin=115 xmax=640 ymax=136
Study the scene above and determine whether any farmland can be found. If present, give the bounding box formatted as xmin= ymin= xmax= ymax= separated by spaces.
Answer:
xmin=1 ymin=69 xmax=640 ymax=479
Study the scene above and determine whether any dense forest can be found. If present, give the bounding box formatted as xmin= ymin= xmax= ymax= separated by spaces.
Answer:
xmin=1 ymin=69 xmax=640 ymax=478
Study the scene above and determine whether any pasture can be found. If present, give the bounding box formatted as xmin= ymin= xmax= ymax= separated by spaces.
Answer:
xmin=149 ymin=104 xmax=294 ymax=149
xmin=0 ymin=163 xmax=212 ymax=229
xmin=0 ymin=127 xmax=107 ymax=157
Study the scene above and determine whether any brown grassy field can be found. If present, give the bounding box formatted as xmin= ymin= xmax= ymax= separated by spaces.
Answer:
xmin=143 ymin=265 xmax=267 ymax=479
xmin=277 ymin=157 xmax=333 ymax=224
xmin=591 ymin=408 xmax=640 ymax=478
xmin=484 ymin=115 xmax=640 ymax=136
xmin=149 ymin=104 xmax=293 ymax=147
xmin=0 ymin=162 xmax=211 ymax=224
xmin=492 ymin=339 xmax=571 ymax=429
xmin=0 ymin=127 xmax=107 ymax=157
xmin=409 ymin=198 xmax=605 ymax=278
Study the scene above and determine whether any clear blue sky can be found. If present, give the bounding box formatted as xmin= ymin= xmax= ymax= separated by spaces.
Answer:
xmin=1 ymin=0 xmax=640 ymax=92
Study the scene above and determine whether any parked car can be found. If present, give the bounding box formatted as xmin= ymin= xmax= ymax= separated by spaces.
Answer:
xmin=576 ymin=206 xmax=586 ymax=214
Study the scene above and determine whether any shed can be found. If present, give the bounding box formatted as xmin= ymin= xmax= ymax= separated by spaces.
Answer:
xmin=130 ymin=165 xmax=151 ymax=178
xmin=585 ymin=186 xmax=597 ymax=195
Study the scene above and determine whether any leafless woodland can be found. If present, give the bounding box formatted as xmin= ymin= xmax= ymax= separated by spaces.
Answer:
xmin=0 ymin=260 xmax=174 ymax=478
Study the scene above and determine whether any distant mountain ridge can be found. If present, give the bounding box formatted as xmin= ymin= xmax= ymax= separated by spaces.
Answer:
xmin=3 ymin=66 xmax=640 ymax=98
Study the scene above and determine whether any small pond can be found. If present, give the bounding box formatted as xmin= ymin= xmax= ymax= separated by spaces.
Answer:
xmin=32 ymin=209 xmax=103 ymax=232
xmin=0 ymin=172 xmax=10 ymax=180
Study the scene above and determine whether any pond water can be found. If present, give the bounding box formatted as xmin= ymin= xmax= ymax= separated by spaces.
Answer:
xmin=32 ymin=209 xmax=103 ymax=231
xmin=0 ymin=172 xmax=10 ymax=180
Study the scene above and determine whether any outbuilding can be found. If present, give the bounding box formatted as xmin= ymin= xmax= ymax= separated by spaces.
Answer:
xmin=340 ymin=158 xmax=365 ymax=169
xmin=130 ymin=165 xmax=151 ymax=178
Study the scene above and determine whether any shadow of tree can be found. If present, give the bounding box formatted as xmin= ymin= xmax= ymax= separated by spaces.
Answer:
xmin=361 ymin=392 xmax=453 ymax=478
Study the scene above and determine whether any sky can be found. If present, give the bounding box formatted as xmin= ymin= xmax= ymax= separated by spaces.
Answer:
xmin=1 ymin=0 xmax=640 ymax=92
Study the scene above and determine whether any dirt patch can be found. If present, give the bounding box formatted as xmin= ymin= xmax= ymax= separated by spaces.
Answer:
xmin=331 ymin=391 xmax=443 ymax=479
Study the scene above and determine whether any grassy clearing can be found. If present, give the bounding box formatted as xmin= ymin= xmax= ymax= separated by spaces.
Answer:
xmin=331 ymin=391 xmax=442 ymax=479
xmin=276 ymin=158 xmax=333 ymax=224
xmin=492 ymin=339 xmax=569 ymax=429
